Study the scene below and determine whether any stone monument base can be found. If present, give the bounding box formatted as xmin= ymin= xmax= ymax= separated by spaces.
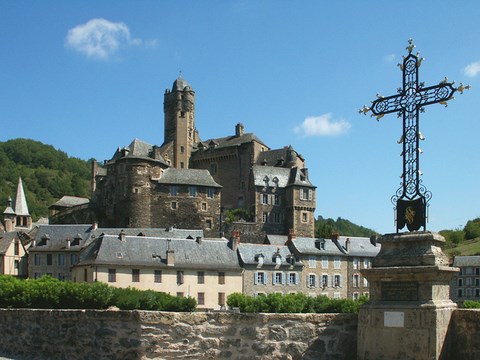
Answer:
xmin=357 ymin=232 xmax=458 ymax=360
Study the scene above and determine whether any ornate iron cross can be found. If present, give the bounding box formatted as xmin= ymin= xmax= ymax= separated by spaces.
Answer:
xmin=360 ymin=39 xmax=470 ymax=232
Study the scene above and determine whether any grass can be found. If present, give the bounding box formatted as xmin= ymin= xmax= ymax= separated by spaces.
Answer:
xmin=444 ymin=237 xmax=480 ymax=258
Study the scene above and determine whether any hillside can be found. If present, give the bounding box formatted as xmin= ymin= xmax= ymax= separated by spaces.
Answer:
xmin=0 ymin=139 xmax=92 ymax=221
xmin=315 ymin=216 xmax=376 ymax=238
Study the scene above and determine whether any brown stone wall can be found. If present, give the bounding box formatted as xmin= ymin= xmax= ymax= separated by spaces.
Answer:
xmin=0 ymin=309 xmax=357 ymax=360
xmin=447 ymin=309 xmax=480 ymax=360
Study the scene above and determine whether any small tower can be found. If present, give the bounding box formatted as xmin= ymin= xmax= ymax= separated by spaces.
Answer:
xmin=12 ymin=178 xmax=32 ymax=230
xmin=3 ymin=197 xmax=15 ymax=232
xmin=163 ymin=75 xmax=196 ymax=169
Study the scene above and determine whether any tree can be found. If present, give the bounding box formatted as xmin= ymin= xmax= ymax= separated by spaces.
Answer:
xmin=464 ymin=218 xmax=480 ymax=240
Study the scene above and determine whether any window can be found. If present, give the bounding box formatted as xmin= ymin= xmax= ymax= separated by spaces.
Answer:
xmin=363 ymin=277 xmax=369 ymax=287
xmin=154 ymin=270 xmax=162 ymax=283
xmin=458 ymin=278 xmax=463 ymax=286
xmin=334 ymin=274 xmax=341 ymax=288
xmin=476 ymin=278 xmax=480 ymax=286
xmin=177 ymin=292 xmax=184 ymax=297
xmin=205 ymin=219 xmax=212 ymax=229
xmin=308 ymin=256 xmax=316 ymax=268
xmin=218 ymin=272 xmax=225 ymax=285
xmin=34 ymin=254 xmax=41 ymax=266
xmin=322 ymin=256 xmax=328 ymax=269
xmin=198 ymin=271 xmax=205 ymax=284
xmin=132 ymin=269 xmax=140 ymax=282
xmin=322 ymin=274 xmax=329 ymax=288
xmin=274 ymin=195 xmax=280 ymax=205
xmin=476 ymin=268 xmax=480 ymax=276
xmin=71 ymin=254 xmax=78 ymax=265
xmin=300 ymin=188 xmax=312 ymax=201
xmin=84 ymin=268 xmax=88 ymax=282
xmin=180 ymin=146 xmax=185 ymax=153
xmin=198 ymin=292 xmax=205 ymax=305
xmin=301 ymin=212 xmax=308 ymax=223
xmin=171 ymin=201 xmax=177 ymax=210
xmin=255 ymin=272 xmax=266 ymax=285
xmin=207 ymin=188 xmax=214 ymax=198
xmin=353 ymin=274 xmax=359 ymax=287
xmin=364 ymin=258 xmax=370 ymax=269
xmin=353 ymin=258 xmax=359 ymax=270
xmin=14 ymin=241 xmax=19 ymax=255
xmin=177 ymin=271 xmax=184 ymax=285
xmin=308 ymin=274 xmax=316 ymax=287
xmin=353 ymin=292 xmax=359 ymax=300
xmin=275 ymin=255 xmax=281 ymax=266
xmin=218 ymin=292 xmax=226 ymax=306
xmin=257 ymin=255 xmax=264 ymax=266
xmin=334 ymin=257 xmax=341 ymax=269
xmin=170 ymin=185 xmax=178 ymax=196
xmin=262 ymin=194 xmax=268 ymax=204
xmin=14 ymin=260 xmax=19 ymax=269
xmin=274 ymin=272 xmax=283 ymax=285
xmin=108 ymin=269 xmax=116 ymax=282
xmin=201 ymin=202 xmax=207 ymax=211
xmin=58 ymin=254 xmax=65 ymax=266
xmin=240 ymin=181 xmax=245 ymax=190
xmin=274 ymin=213 xmax=281 ymax=223
xmin=189 ymin=186 xmax=197 ymax=197
xmin=458 ymin=289 xmax=463 ymax=298
xmin=180 ymin=162 xmax=184 ymax=169
xmin=262 ymin=212 xmax=268 ymax=223
xmin=47 ymin=254 xmax=53 ymax=266
xmin=288 ymin=273 xmax=297 ymax=285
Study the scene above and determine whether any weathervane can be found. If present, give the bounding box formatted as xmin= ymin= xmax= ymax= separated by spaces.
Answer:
xmin=360 ymin=39 xmax=470 ymax=232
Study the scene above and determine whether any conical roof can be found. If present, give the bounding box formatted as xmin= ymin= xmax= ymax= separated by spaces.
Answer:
xmin=14 ymin=177 xmax=30 ymax=216
xmin=3 ymin=196 xmax=15 ymax=215
xmin=172 ymin=75 xmax=188 ymax=91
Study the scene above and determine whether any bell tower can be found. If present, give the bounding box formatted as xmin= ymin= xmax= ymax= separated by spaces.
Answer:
xmin=163 ymin=75 xmax=195 ymax=169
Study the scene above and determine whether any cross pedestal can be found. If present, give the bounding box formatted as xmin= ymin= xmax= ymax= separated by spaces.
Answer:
xmin=357 ymin=232 xmax=459 ymax=360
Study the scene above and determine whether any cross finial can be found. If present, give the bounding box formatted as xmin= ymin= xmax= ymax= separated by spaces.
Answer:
xmin=406 ymin=39 xmax=415 ymax=54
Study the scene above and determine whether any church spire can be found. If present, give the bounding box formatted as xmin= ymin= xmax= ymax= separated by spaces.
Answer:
xmin=14 ymin=177 xmax=30 ymax=216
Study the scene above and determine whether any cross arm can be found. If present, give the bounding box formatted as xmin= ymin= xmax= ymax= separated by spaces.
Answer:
xmin=416 ymin=82 xmax=456 ymax=108
xmin=370 ymin=93 xmax=403 ymax=117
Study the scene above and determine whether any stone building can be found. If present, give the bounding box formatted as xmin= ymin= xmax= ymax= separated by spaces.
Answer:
xmin=2 ymin=178 xmax=32 ymax=232
xmin=51 ymin=76 xmax=316 ymax=238
xmin=0 ymin=231 xmax=28 ymax=278
xmin=72 ymin=233 xmax=243 ymax=310
xmin=450 ymin=255 xmax=480 ymax=302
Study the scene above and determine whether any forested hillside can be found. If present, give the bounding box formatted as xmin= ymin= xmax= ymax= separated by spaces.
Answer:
xmin=315 ymin=216 xmax=376 ymax=238
xmin=0 ymin=139 xmax=92 ymax=221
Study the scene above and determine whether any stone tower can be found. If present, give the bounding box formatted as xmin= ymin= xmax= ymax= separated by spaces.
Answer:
xmin=3 ymin=177 xmax=32 ymax=232
xmin=163 ymin=75 xmax=195 ymax=169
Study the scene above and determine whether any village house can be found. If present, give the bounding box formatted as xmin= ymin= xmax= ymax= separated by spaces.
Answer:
xmin=450 ymin=255 xmax=480 ymax=302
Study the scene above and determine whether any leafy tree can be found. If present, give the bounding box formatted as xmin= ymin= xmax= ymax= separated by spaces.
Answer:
xmin=315 ymin=216 xmax=376 ymax=238
xmin=464 ymin=218 xmax=480 ymax=240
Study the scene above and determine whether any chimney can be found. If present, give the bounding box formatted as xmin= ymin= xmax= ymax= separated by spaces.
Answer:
xmin=196 ymin=236 xmax=202 ymax=244
xmin=66 ymin=238 xmax=71 ymax=249
xmin=166 ymin=239 xmax=175 ymax=266
xmin=331 ymin=232 xmax=339 ymax=241
xmin=288 ymin=229 xmax=296 ymax=243
xmin=230 ymin=230 xmax=240 ymax=251
xmin=345 ymin=238 xmax=350 ymax=252
xmin=118 ymin=230 xmax=126 ymax=242
xmin=370 ymin=235 xmax=378 ymax=247
xmin=235 ymin=123 xmax=244 ymax=137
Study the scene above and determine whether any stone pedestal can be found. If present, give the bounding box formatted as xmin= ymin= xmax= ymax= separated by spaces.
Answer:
xmin=357 ymin=232 xmax=458 ymax=360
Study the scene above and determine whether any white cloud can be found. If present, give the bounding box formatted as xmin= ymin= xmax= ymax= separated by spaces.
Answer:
xmin=383 ymin=54 xmax=396 ymax=63
xmin=464 ymin=61 xmax=480 ymax=77
xmin=65 ymin=18 xmax=155 ymax=60
xmin=294 ymin=113 xmax=351 ymax=137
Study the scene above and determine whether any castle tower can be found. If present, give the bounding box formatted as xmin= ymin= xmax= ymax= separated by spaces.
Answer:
xmin=163 ymin=75 xmax=195 ymax=169
xmin=3 ymin=178 xmax=32 ymax=231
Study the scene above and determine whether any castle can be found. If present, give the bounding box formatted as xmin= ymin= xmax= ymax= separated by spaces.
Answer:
xmin=53 ymin=76 xmax=316 ymax=238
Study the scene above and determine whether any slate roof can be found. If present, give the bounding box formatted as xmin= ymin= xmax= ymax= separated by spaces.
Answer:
xmin=31 ymin=224 xmax=92 ymax=251
xmin=52 ymin=196 xmax=90 ymax=208
xmin=252 ymin=165 xmax=315 ymax=189
xmin=237 ymin=243 xmax=302 ymax=268
xmin=79 ymin=235 xmax=241 ymax=270
xmin=0 ymin=232 xmax=16 ymax=254
xmin=109 ymin=139 xmax=168 ymax=165
xmin=255 ymin=147 xmax=304 ymax=166
xmin=264 ymin=234 xmax=288 ymax=246
xmin=157 ymin=168 xmax=222 ymax=188
xmin=195 ymin=132 xmax=268 ymax=151
xmin=289 ymin=237 xmax=344 ymax=256
xmin=453 ymin=256 xmax=480 ymax=267
xmin=335 ymin=236 xmax=380 ymax=257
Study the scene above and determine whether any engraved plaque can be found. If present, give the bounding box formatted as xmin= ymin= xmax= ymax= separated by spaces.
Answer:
xmin=381 ymin=281 xmax=418 ymax=301
xmin=384 ymin=311 xmax=404 ymax=328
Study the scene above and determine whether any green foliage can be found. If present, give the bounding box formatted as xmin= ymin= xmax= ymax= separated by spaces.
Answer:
xmin=224 ymin=208 xmax=253 ymax=223
xmin=315 ymin=216 xmax=376 ymax=238
xmin=0 ymin=139 xmax=92 ymax=221
xmin=227 ymin=292 xmax=368 ymax=314
xmin=439 ymin=229 xmax=465 ymax=247
xmin=0 ymin=275 xmax=195 ymax=312
xmin=461 ymin=300 xmax=480 ymax=309
xmin=464 ymin=218 xmax=480 ymax=241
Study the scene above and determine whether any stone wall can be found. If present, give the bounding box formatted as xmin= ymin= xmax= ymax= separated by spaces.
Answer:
xmin=447 ymin=309 xmax=480 ymax=360
xmin=0 ymin=309 xmax=357 ymax=360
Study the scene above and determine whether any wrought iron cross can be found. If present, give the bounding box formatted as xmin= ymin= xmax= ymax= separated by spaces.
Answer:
xmin=360 ymin=39 xmax=470 ymax=232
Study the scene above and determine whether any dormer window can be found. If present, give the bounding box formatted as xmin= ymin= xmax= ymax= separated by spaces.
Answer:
xmin=287 ymin=255 xmax=296 ymax=265
xmin=274 ymin=255 xmax=281 ymax=266
xmin=263 ymin=176 xmax=269 ymax=187
xmin=273 ymin=177 xmax=279 ymax=187
xmin=315 ymin=239 xmax=326 ymax=250
xmin=256 ymin=254 xmax=264 ymax=265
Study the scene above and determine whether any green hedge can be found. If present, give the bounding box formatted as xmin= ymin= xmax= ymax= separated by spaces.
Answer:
xmin=461 ymin=300 xmax=480 ymax=309
xmin=0 ymin=275 xmax=196 ymax=311
xmin=227 ymin=292 xmax=368 ymax=314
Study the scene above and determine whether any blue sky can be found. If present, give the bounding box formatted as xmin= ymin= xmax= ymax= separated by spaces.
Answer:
xmin=1 ymin=1 xmax=479 ymax=234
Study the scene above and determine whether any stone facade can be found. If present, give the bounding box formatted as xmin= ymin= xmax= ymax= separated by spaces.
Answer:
xmin=450 ymin=255 xmax=480 ymax=302
xmin=0 ymin=309 xmax=357 ymax=360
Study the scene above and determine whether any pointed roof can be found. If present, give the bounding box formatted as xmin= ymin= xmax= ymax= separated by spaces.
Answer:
xmin=3 ymin=196 xmax=15 ymax=215
xmin=14 ymin=178 xmax=29 ymax=216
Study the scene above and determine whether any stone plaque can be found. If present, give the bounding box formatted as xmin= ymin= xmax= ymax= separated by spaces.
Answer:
xmin=381 ymin=281 xmax=418 ymax=301
xmin=384 ymin=311 xmax=405 ymax=328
